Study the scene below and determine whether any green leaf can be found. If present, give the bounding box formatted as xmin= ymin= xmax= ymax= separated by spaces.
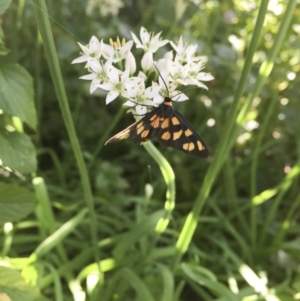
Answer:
xmin=0 ymin=129 xmax=37 ymax=173
xmin=0 ymin=64 xmax=37 ymax=129
xmin=181 ymin=263 xmax=238 ymax=301
xmin=0 ymin=182 xmax=37 ymax=224
xmin=0 ymin=266 xmax=38 ymax=301
xmin=0 ymin=0 xmax=12 ymax=15
xmin=0 ymin=23 xmax=10 ymax=55
xmin=118 ymin=268 xmax=156 ymax=301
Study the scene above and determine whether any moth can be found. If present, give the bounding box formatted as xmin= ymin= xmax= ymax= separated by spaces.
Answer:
xmin=105 ymin=95 xmax=209 ymax=157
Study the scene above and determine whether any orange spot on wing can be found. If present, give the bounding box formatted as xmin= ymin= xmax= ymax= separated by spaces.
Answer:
xmin=151 ymin=117 xmax=160 ymax=128
xmin=183 ymin=142 xmax=195 ymax=151
xmin=172 ymin=117 xmax=180 ymax=125
xmin=173 ymin=130 xmax=183 ymax=140
xmin=141 ymin=130 xmax=149 ymax=138
xmin=137 ymin=125 xmax=144 ymax=134
xmin=161 ymin=132 xmax=171 ymax=140
xmin=185 ymin=129 xmax=193 ymax=137
xmin=197 ymin=141 xmax=204 ymax=151
xmin=161 ymin=118 xmax=170 ymax=129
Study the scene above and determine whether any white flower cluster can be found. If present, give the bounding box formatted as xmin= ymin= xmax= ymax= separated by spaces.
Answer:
xmin=72 ymin=27 xmax=214 ymax=115
xmin=85 ymin=0 xmax=124 ymax=17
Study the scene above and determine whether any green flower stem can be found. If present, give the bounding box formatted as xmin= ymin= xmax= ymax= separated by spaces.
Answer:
xmin=32 ymin=0 xmax=99 ymax=265
xmin=143 ymin=142 xmax=175 ymax=233
xmin=173 ymin=0 xmax=270 ymax=268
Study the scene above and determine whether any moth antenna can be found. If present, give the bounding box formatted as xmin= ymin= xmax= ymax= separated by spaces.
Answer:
xmin=125 ymin=100 xmax=154 ymax=108
xmin=154 ymin=64 xmax=201 ymax=100
xmin=153 ymin=64 xmax=169 ymax=96
xmin=172 ymin=87 xmax=201 ymax=100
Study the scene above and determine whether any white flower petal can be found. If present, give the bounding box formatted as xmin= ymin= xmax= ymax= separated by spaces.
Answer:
xmin=195 ymin=81 xmax=208 ymax=89
xmin=106 ymin=91 xmax=119 ymax=104
xmin=107 ymin=66 xmax=120 ymax=84
xmin=77 ymin=42 xmax=89 ymax=54
xmin=90 ymin=82 xmax=99 ymax=94
xmin=137 ymin=71 xmax=147 ymax=80
xmin=80 ymin=74 xmax=97 ymax=80
xmin=153 ymin=39 xmax=169 ymax=52
xmin=121 ymin=90 xmax=129 ymax=98
xmin=88 ymin=59 xmax=102 ymax=73
xmin=136 ymin=105 xmax=147 ymax=115
xmin=98 ymin=83 xmax=113 ymax=91
xmin=121 ymin=40 xmax=134 ymax=55
xmin=172 ymin=92 xmax=188 ymax=102
xmin=140 ymin=27 xmax=150 ymax=45
xmin=131 ymin=32 xmax=142 ymax=48
xmin=197 ymin=73 xmax=214 ymax=81
xmin=186 ymin=44 xmax=197 ymax=58
xmin=89 ymin=36 xmax=100 ymax=50
xmin=125 ymin=51 xmax=136 ymax=74
xmin=141 ymin=51 xmax=153 ymax=71
xmin=152 ymin=94 xmax=164 ymax=104
xmin=170 ymin=36 xmax=184 ymax=54
xmin=164 ymin=50 xmax=174 ymax=61
xmin=72 ymin=56 xmax=88 ymax=64
xmin=101 ymin=43 xmax=114 ymax=60
xmin=121 ymin=68 xmax=130 ymax=82
xmin=123 ymin=100 xmax=136 ymax=107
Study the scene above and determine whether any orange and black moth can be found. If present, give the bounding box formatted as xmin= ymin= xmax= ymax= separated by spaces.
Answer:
xmin=105 ymin=96 xmax=209 ymax=157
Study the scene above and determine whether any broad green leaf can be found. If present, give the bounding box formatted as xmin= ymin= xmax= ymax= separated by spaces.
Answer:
xmin=0 ymin=23 xmax=10 ymax=55
xmin=0 ymin=64 xmax=37 ymax=129
xmin=0 ymin=182 xmax=37 ymax=224
xmin=0 ymin=129 xmax=37 ymax=173
xmin=0 ymin=0 xmax=12 ymax=15
xmin=0 ymin=266 xmax=38 ymax=301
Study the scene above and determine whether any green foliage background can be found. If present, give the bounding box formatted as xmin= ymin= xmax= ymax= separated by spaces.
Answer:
xmin=1 ymin=0 xmax=300 ymax=300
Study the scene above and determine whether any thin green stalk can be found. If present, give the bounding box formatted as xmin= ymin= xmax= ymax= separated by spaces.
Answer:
xmin=33 ymin=208 xmax=88 ymax=258
xmin=32 ymin=0 xmax=99 ymax=266
xmin=209 ymin=201 xmax=251 ymax=262
xmin=173 ymin=0 xmax=270 ymax=267
xmin=33 ymin=177 xmax=74 ymax=268
xmin=259 ymin=159 xmax=300 ymax=246
xmin=222 ymin=160 xmax=249 ymax=237
xmin=42 ymin=262 xmax=64 ymax=301
xmin=144 ymin=142 xmax=175 ymax=233
xmin=272 ymin=192 xmax=300 ymax=247
xmin=33 ymin=178 xmax=78 ymax=300
xmin=249 ymin=94 xmax=277 ymax=249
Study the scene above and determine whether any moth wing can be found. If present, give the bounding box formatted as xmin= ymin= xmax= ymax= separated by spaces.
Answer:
xmin=155 ymin=110 xmax=209 ymax=157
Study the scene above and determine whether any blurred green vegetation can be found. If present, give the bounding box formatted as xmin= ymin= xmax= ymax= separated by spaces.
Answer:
xmin=1 ymin=0 xmax=300 ymax=300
